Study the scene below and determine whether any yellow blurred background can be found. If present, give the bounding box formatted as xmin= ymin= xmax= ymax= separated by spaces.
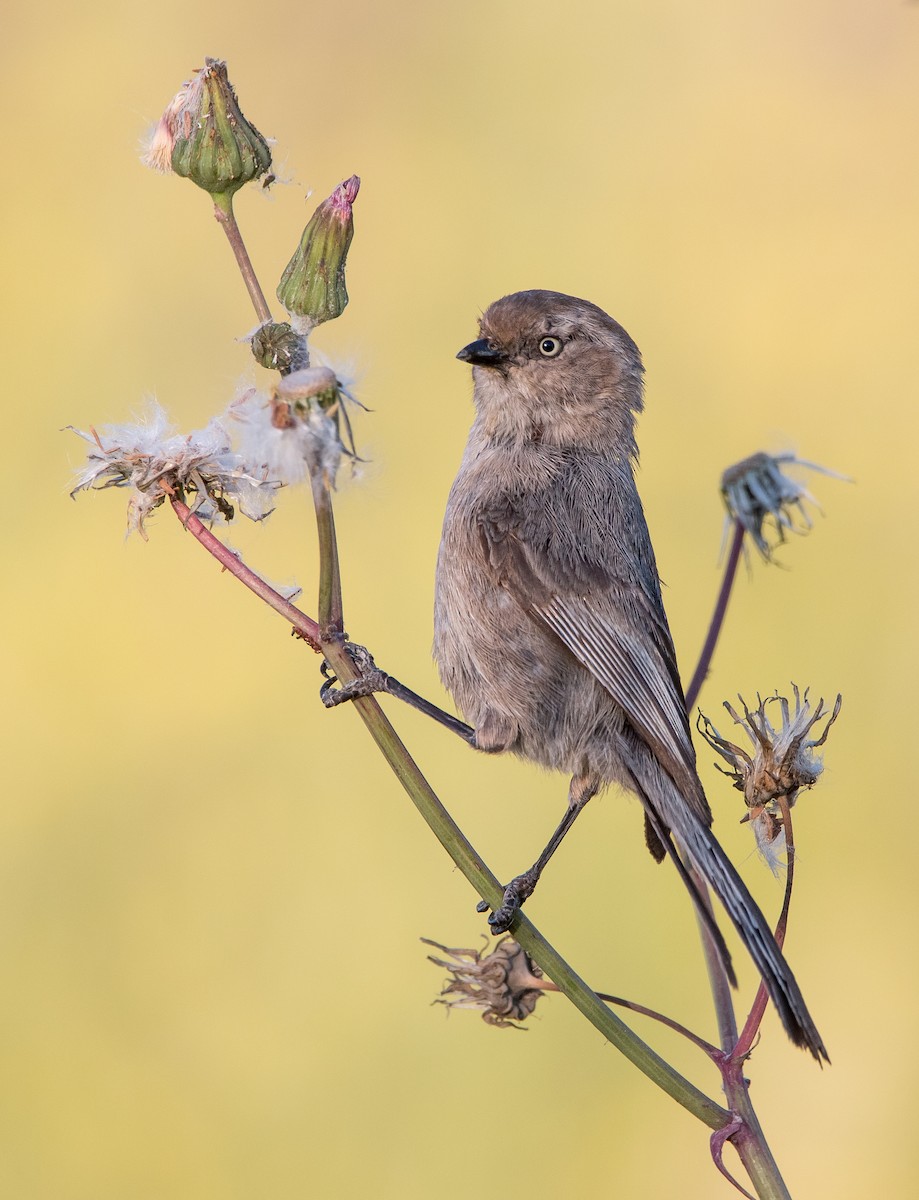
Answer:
xmin=3 ymin=2 xmax=915 ymax=1196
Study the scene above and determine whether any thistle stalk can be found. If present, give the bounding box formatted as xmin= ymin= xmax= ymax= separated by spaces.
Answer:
xmin=213 ymin=193 xmax=273 ymax=324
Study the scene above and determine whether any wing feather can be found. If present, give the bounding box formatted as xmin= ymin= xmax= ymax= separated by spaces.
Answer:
xmin=482 ymin=507 xmax=710 ymax=825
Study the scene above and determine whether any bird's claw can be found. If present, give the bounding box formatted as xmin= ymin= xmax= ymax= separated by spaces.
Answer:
xmin=477 ymin=870 xmax=539 ymax=935
xmin=319 ymin=644 xmax=391 ymax=708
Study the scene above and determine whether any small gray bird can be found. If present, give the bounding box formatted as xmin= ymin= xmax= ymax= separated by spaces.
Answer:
xmin=434 ymin=289 xmax=826 ymax=1059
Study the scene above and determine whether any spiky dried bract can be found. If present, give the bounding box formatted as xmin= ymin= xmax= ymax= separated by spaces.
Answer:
xmin=720 ymin=451 xmax=843 ymax=561
xmin=698 ymin=687 xmax=842 ymax=872
xmin=69 ymin=403 xmax=280 ymax=537
xmin=276 ymin=176 xmax=360 ymax=326
xmin=422 ymin=937 xmax=546 ymax=1028
xmin=142 ymin=58 xmax=271 ymax=197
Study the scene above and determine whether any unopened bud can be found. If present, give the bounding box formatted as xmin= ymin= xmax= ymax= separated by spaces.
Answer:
xmin=276 ymin=176 xmax=359 ymax=326
xmin=144 ymin=58 xmax=271 ymax=199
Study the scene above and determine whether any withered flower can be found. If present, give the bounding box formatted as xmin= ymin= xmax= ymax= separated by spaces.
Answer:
xmin=69 ymin=403 xmax=279 ymax=537
xmin=423 ymin=937 xmax=546 ymax=1028
xmin=720 ymin=451 xmax=844 ymax=561
xmin=698 ymin=687 xmax=841 ymax=871
xmin=249 ymin=321 xmax=308 ymax=374
xmin=231 ymin=366 xmax=363 ymax=490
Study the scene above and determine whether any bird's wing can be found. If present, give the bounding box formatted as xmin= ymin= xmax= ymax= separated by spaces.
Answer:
xmin=479 ymin=503 xmax=710 ymax=825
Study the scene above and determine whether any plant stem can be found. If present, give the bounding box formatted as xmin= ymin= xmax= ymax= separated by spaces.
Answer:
xmin=307 ymin=470 xmax=729 ymax=1129
xmin=691 ymin=867 xmax=739 ymax=1052
xmin=325 ymin=633 xmax=728 ymax=1126
xmin=732 ymin=796 xmax=796 ymax=1060
xmin=312 ymin=478 xmax=344 ymax=636
xmin=169 ymin=496 xmax=320 ymax=650
xmin=536 ymin=981 xmax=720 ymax=1058
xmin=683 ymin=521 xmax=747 ymax=1051
xmin=169 ymin=481 xmax=726 ymax=1125
xmin=722 ymin=1072 xmax=793 ymax=1200
xmin=212 ymin=193 xmax=273 ymax=324
xmin=191 ymin=146 xmax=778 ymax=1189
xmin=686 ymin=517 xmax=745 ymax=710
xmin=680 ymin=516 xmax=792 ymax=1197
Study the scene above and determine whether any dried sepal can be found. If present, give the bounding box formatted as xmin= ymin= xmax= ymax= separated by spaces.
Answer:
xmin=720 ymin=451 xmax=847 ymax=561
xmin=423 ymin=936 xmax=546 ymax=1028
xmin=69 ymin=403 xmax=279 ymax=538
xmin=698 ymin=687 xmax=842 ymax=872
xmin=231 ymin=366 xmax=364 ymax=490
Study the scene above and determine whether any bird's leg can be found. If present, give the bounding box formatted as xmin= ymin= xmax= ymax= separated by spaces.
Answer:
xmin=480 ymin=772 xmax=601 ymax=934
xmin=320 ymin=644 xmax=476 ymax=744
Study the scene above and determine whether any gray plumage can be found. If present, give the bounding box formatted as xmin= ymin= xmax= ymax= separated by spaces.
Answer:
xmin=434 ymin=289 xmax=826 ymax=1059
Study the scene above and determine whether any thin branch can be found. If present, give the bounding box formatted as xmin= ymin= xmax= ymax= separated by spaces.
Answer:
xmin=169 ymin=496 xmax=321 ymax=650
xmin=167 ymin=480 xmax=728 ymax=1125
xmin=732 ymin=796 xmax=797 ymax=1062
xmin=686 ymin=518 xmax=745 ymax=709
xmin=212 ymin=193 xmax=273 ymax=324
xmin=312 ymin=478 xmax=344 ymax=636
xmin=535 ymin=980 xmax=720 ymax=1059
xmin=690 ymin=865 xmax=740 ymax=1052
xmin=307 ymin=470 xmax=730 ymax=1129
xmin=722 ymin=1077 xmax=793 ymax=1200
xmin=682 ymin=521 xmax=748 ymax=1051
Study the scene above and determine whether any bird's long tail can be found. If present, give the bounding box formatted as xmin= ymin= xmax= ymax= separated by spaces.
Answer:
xmin=634 ymin=774 xmax=827 ymax=1061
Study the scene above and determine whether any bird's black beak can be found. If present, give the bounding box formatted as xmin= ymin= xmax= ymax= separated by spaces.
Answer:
xmin=456 ymin=339 xmax=506 ymax=368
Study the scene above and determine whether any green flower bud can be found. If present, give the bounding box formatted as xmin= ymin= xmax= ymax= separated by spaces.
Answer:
xmin=276 ymin=176 xmax=360 ymax=326
xmin=250 ymin=321 xmax=309 ymax=374
xmin=144 ymin=58 xmax=271 ymax=199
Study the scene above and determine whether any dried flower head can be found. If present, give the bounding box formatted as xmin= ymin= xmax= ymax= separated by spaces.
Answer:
xmin=69 ymin=403 xmax=279 ymax=537
xmin=423 ymin=937 xmax=546 ymax=1028
xmin=698 ymin=687 xmax=842 ymax=871
xmin=231 ymin=366 xmax=364 ymax=489
xmin=720 ymin=451 xmax=844 ymax=561
xmin=142 ymin=58 xmax=271 ymax=197
xmin=249 ymin=321 xmax=309 ymax=374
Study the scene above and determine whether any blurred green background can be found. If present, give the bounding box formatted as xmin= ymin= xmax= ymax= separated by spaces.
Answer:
xmin=3 ymin=1 xmax=915 ymax=1196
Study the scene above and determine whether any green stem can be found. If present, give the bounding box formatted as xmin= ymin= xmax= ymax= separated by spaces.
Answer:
xmin=212 ymin=192 xmax=273 ymax=324
xmin=313 ymin=480 xmax=344 ymax=636
xmin=320 ymin=634 xmax=727 ymax=1127
xmin=723 ymin=1077 xmax=793 ymax=1200
xmin=308 ymin=467 xmax=727 ymax=1129
xmin=169 ymin=483 xmax=724 ymax=1122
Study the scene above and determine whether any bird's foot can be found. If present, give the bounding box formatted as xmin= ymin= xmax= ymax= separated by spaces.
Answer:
xmin=319 ymin=644 xmax=391 ymax=707
xmin=476 ymin=868 xmax=540 ymax=935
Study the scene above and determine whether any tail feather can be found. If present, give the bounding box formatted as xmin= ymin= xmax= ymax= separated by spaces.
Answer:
xmin=634 ymin=772 xmax=828 ymax=1061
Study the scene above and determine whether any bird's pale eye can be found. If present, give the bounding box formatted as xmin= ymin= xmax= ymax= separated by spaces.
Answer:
xmin=538 ymin=336 xmax=564 ymax=358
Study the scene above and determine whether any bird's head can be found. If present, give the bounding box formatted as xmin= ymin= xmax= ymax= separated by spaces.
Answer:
xmin=457 ymin=290 xmax=645 ymax=449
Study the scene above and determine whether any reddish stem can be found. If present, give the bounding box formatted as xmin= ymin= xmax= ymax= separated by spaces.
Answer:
xmin=683 ymin=520 xmax=747 ymax=1051
xmin=537 ymin=980 xmax=720 ymax=1059
xmin=686 ymin=518 xmax=745 ymax=709
xmin=170 ymin=496 xmax=322 ymax=651
xmin=731 ymin=796 xmax=796 ymax=1061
